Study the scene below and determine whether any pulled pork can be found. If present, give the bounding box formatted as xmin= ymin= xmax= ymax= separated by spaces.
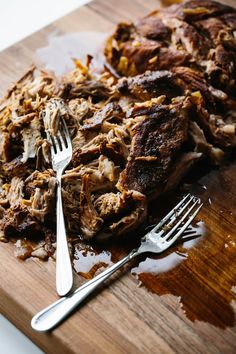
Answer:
xmin=0 ymin=0 xmax=236 ymax=255
xmin=105 ymin=0 xmax=236 ymax=148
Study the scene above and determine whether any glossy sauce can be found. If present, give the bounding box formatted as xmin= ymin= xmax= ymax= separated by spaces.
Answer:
xmin=73 ymin=243 xmax=113 ymax=279
xmin=35 ymin=32 xmax=236 ymax=329
xmin=36 ymin=31 xmax=107 ymax=75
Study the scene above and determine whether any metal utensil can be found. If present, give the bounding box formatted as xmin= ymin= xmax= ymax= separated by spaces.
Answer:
xmin=47 ymin=118 xmax=73 ymax=296
xmin=31 ymin=194 xmax=202 ymax=331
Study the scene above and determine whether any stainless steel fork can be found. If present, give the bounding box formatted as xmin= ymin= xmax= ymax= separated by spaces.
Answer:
xmin=47 ymin=118 xmax=73 ymax=297
xmin=31 ymin=194 xmax=202 ymax=331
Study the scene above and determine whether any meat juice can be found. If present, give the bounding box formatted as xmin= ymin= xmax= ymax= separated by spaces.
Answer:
xmin=36 ymin=31 xmax=107 ymax=75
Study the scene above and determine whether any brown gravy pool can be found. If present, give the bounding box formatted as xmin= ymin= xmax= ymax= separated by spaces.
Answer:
xmin=33 ymin=32 xmax=236 ymax=329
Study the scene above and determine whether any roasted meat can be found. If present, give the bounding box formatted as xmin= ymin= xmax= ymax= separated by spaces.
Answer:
xmin=117 ymin=70 xmax=184 ymax=101
xmin=0 ymin=63 xmax=228 ymax=246
xmin=1 ymin=0 xmax=236 ymax=257
xmin=105 ymin=0 xmax=236 ymax=149
xmin=105 ymin=0 xmax=236 ymax=88
xmin=117 ymin=98 xmax=191 ymax=198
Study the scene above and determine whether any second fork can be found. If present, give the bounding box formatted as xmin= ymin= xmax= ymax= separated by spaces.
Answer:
xmin=31 ymin=193 xmax=202 ymax=331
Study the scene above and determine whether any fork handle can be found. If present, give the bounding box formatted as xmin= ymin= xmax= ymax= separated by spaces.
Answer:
xmin=31 ymin=249 xmax=139 ymax=332
xmin=56 ymin=172 xmax=73 ymax=296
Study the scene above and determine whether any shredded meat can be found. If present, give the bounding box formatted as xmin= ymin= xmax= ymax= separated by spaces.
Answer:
xmin=0 ymin=131 xmax=10 ymax=162
xmin=80 ymin=175 xmax=104 ymax=238
xmin=24 ymin=170 xmax=57 ymax=223
xmin=42 ymin=98 xmax=76 ymax=135
xmin=1 ymin=0 xmax=236 ymax=254
xmin=7 ymin=177 xmax=24 ymax=207
xmin=105 ymin=0 xmax=236 ymax=150
xmin=105 ymin=0 xmax=236 ymax=84
xmin=21 ymin=118 xmax=41 ymax=163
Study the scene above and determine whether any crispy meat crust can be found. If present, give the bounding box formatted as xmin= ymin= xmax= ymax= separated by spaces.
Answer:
xmin=105 ymin=0 xmax=236 ymax=149
xmin=117 ymin=99 xmax=190 ymax=197
xmin=105 ymin=0 xmax=236 ymax=90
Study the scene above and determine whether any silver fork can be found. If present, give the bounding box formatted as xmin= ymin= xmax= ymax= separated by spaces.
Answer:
xmin=31 ymin=194 xmax=202 ymax=331
xmin=47 ymin=118 xmax=73 ymax=296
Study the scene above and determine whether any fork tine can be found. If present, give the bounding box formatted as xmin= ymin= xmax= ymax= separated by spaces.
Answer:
xmin=51 ymin=132 xmax=61 ymax=153
xmin=166 ymin=203 xmax=203 ymax=245
xmin=57 ymin=128 xmax=66 ymax=148
xmin=61 ymin=118 xmax=71 ymax=149
xmin=152 ymin=193 xmax=191 ymax=232
xmin=162 ymin=198 xmax=201 ymax=241
xmin=47 ymin=131 xmax=57 ymax=153
xmin=57 ymin=130 xmax=66 ymax=150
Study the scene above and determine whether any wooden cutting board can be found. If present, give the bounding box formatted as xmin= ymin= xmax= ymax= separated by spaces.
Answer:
xmin=0 ymin=1 xmax=236 ymax=353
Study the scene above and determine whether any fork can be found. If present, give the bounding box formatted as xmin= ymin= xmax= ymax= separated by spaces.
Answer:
xmin=31 ymin=194 xmax=202 ymax=331
xmin=46 ymin=118 xmax=73 ymax=296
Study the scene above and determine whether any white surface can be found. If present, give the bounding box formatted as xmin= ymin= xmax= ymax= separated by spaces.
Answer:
xmin=0 ymin=0 xmax=90 ymax=51
xmin=0 ymin=315 xmax=44 ymax=354
xmin=0 ymin=0 xmax=90 ymax=353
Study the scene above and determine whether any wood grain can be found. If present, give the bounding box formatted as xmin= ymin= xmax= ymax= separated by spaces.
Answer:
xmin=0 ymin=1 xmax=236 ymax=353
